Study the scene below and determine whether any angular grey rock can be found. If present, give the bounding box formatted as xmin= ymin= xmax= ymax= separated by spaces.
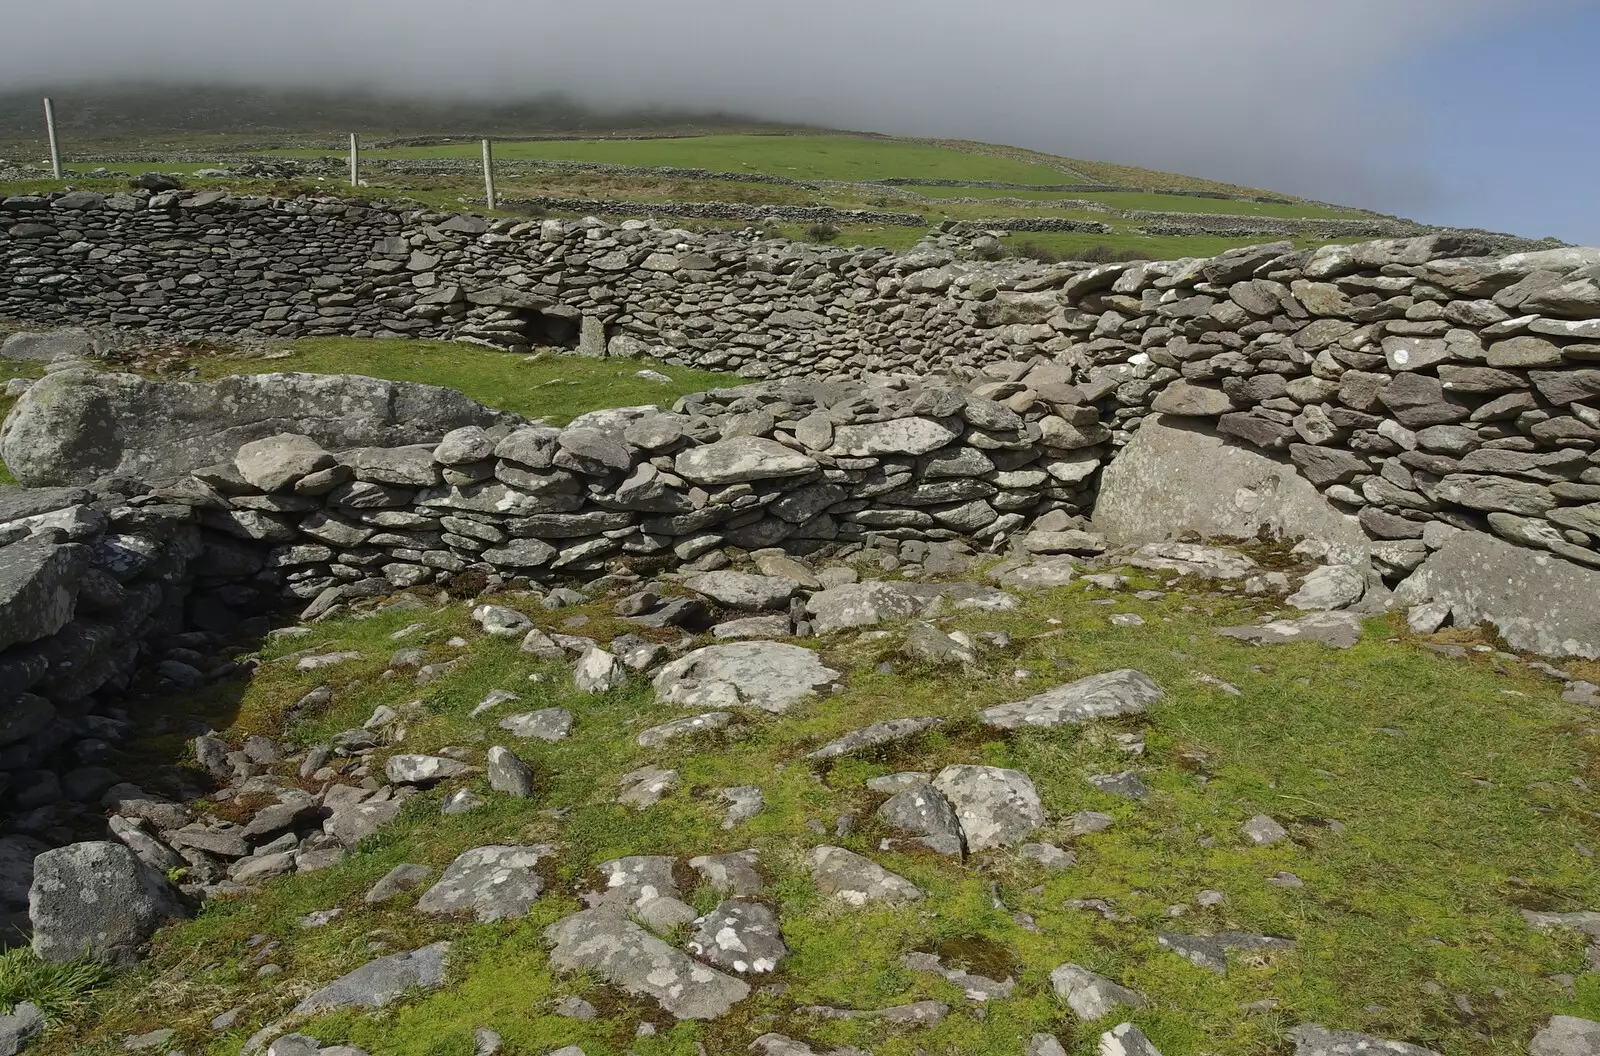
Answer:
xmin=807 ymin=581 xmax=924 ymax=633
xmin=29 ymin=841 xmax=189 ymax=966
xmin=1287 ymin=1024 xmax=1442 ymax=1056
xmin=876 ymin=784 xmax=963 ymax=849
xmin=617 ymin=766 xmax=678 ymax=809
xmin=497 ymin=708 xmax=573 ymax=742
xmin=433 ymin=425 xmax=496 ymax=465
xmin=472 ymin=604 xmax=533 ymax=637
xmin=902 ymin=949 xmax=1014 ymax=1002
xmin=326 ymin=798 xmax=404 ymax=847
xmin=992 ymin=556 xmax=1079 ymax=589
xmin=1095 ymin=415 xmax=1370 ymax=565
xmin=722 ymin=786 xmax=765 ymax=829
xmin=1398 ymin=531 xmax=1600 ymax=658
xmin=2 ymin=369 xmax=519 ymax=487
xmin=902 ymin=621 xmax=980 ymax=665
xmin=386 ymin=754 xmax=471 ymax=786
xmin=932 ymin=765 xmax=1044 ymax=851
xmin=1100 ymin=1022 xmax=1163 ymax=1056
xmin=1217 ymin=611 xmax=1364 ymax=649
xmin=807 ymin=716 xmax=941 ymax=760
xmin=686 ymin=899 xmax=789 ymax=973
xmin=1028 ymin=1034 xmax=1068 ymax=1056
xmin=688 ymin=850 xmax=765 ymax=897
xmin=828 ymin=417 xmax=963 ymax=457
xmin=1242 ymin=814 xmax=1291 ymax=845
xmin=1288 ymin=565 xmax=1367 ymax=611
xmin=1529 ymin=1017 xmax=1600 ymax=1056
xmin=1088 ymin=771 xmax=1148 ymax=800
xmin=1156 ymin=931 xmax=1294 ymax=974
xmin=234 ymin=433 xmax=336 ymax=491
xmin=0 ymin=535 xmax=89 ymax=653
xmin=292 ymin=942 xmax=451 ymax=1014
xmin=2 ymin=329 xmax=96 ymax=362
xmin=685 ymin=571 xmax=798 ymax=611
xmin=980 ymin=670 xmax=1162 ymax=730
xmin=808 ymin=846 xmax=922 ymax=905
xmin=1020 ymin=842 xmax=1076 ymax=869
xmin=673 ymin=437 xmax=818 ymax=486
xmin=416 ymin=845 xmax=554 ymax=922
xmin=590 ymin=854 xmax=681 ymax=911
xmin=1049 ymin=963 xmax=1147 ymax=1021
xmin=544 ymin=909 xmax=750 ymax=1019
xmin=637 ymin=711 xmax=733 ymax=747
xmin=1151 ymin=380 xmax=1235 ymax=417
xmin=0 ymin=1002 xmax=43 ymax=1056
xmin=364 ymin=864 xmax=434 ymax=904
xmin=486 ymin=746 xmax=534 ymax=798
xmin=712 ymin=615 xmax=794 ymax=640
xmin=653 ymin=642 xmax=840 ymax=713
xmin=1128 ymin=541 xmax=1258 ymax=580
xmin=574 ymin=645 xmax=627 ymax=694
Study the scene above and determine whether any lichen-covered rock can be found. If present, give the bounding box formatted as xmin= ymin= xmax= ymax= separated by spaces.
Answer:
xmin=932 ymin=765 xmax=1045 ymax=851
xmin=981 ymin=670 xmax=1162 ymax=729
xmin=29 ymin=841 xmax=190 ymax=966
xmin=653 ymin=642 xmax=839 ymax=713
xmin=415 ymin=845 xmax=553 ymax=921
xmin=292 ymin=942 xmax=451 ymax=1015
xmin=807 ymin=846 xmax=922 ymax=905
xmin=544 ymin=909 xmax=750 ymax=1019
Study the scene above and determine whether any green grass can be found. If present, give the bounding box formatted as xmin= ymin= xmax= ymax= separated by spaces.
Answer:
xmin=29 ymin=558 xmax=1600 ymax=1056
xmin=0 ymin=948 xmax=113 ymax=1024
xmin=0 ymin=360 xmax=45 ymax=486
xmin=188 ymin=338 xmax=742 ymax=425
xmin=905 ymin=186 xmax=1368 ymax=220
xmin=276 ymin=134 xmax=1078 ymax=186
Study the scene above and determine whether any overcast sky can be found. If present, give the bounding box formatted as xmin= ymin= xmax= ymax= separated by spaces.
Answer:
xmin=4 ymin=0 xmax=1595 ymax=244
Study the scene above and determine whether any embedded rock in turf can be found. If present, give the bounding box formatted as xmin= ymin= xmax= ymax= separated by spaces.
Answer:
xmin=292 ymin=942 xmax=451 ymax=1014
xmin=1157 ymin=931 xmax=1295 ymax=974
xmin=686 ymin=899 xmax=789 ymax=973
xmin=653 ymin=642 xmax=840 ymax=713
xmin=806 ymin=581 xmax=926 ymax=633
xmin=902 ymin=950 xmax=1015 ymax=1001
xmin=932 ymin=765 xmax=1045 ymax=851
xmin=808 ymin=846 xmax=923 ymax=905
xmin=991 ymin=556 xmax=1079 ymax=589
xmin=722 ymin=786 xmax=765 ymax=828
xmin=750 ymin=1035 xmax=872 ymax=1056
xmin=980 ymin=669 xmax=1163 ymax=729
xmin=617 ymin=766 xmax=678 ymax=809
xmin=1128 ymin=541 xmax=1260 ymax=580
xmin=876 ymin=784 xmax=964 ymax=854
xmin=589 ymin=855 xmax=681 ymax=911
xmin=1101 ymin=1022 xmax=1163 ymax=1056
xmin=1287 ymin=1024 xmax=1443 ymax=1056
xmin=637 ymin=712 xmax=733 ymax=747
xmin=688 ymin=851 xmax=765 ymax=897
xmin=543 ymin=909 xmax=751 ymax=1020
xmin=807 ymin=716 xmax=942 ymax=760
xmin=1049 ymin=963 xmax=1147 ymax=1021
xmin=1528 ymin=1016 xmax=1600 ymax=1056
xmin=1287 ymin=564 xmax=1367 ymax=611
xmin=497 ymin=708 xmax=574 ymax=741
xmin=685 ymin=571 xmax=800 ymax=611
xmin=415 ymin=845 xmax=554 ymax=922
xmin=1217 ymin=611 xmax=1363 ymax=648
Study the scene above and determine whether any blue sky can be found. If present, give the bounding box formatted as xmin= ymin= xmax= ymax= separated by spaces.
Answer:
xmin=1384 ymin=2 xmax=1600 ymax=245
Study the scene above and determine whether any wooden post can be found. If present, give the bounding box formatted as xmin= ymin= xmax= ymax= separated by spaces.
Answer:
xmin=348 ymin=133 xmax=360 ymax=187
xmin=481 ymin=138 xmax=497 ymax=210
xmin=43 ymin=97 xmax=62 ymax=179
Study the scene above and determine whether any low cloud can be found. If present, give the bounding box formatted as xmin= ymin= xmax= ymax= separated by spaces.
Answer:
xmin=1 ymin=0 xmax=1543 ymax=221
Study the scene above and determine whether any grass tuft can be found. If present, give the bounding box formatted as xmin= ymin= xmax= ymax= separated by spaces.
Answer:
xmin=0 ymin=948 xmax=114 ymax=1024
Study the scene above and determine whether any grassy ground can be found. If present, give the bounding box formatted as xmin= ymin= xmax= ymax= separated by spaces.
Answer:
xmin=903 ymin=186 xmax=1368 ymax=221
xmin=23 ymin=559 xmax=1600 ymax=1056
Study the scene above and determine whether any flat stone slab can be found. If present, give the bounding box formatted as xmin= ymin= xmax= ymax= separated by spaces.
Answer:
xmin=802 ymin=1001 xmax=949 ymax=1026
xmin=1049 ymin=963 xmax=1146 ymax=1021
xmin=980 ymin=669 xmax=1163 ymax=730
xmin=685 ymin=571 xmax=799 ymax=611
xmin=544 ymin=909 xmax=750 ymax=1020
xmin=1128 ymin=541 xmax=1260 ymax=580
xmin=415 ymin=845 xmax=554 ymax=922
xmin=807 ymin=716 xmax=941 ymax=760
xmin=637 ymin=712 xmax=733 ymax=748
xmin=990 ymin=556 xmax=1079 ymax=589
xmin=1156 ymin=931 xmax=1295 ymax=974
xmin=807 ymin=581 xmax=926 ymax=633
xmin=686 ymin=899 xmax=789 ymax=974
xmin=1522 ymin=909 xmax=1600 ymax=939
xmin=808 ymin=846 xmax=922 ymax=905
xmin=1217 ymin=611 xmax=1363 ymax=649
xmin=497 ymin=708 xmax=574 ymax=741
xmin=590 ymin=855 xmax=681 ymax=911
xmin=688 ymin=850 xmax=765 ymax=897
xmin=1288 ymin=1024 xmax=1442 ymax=1056
xmin=653 ymin=642 xmax=840 ymax=713
xmin=293 ymin=942 xmax=451 ymax=1014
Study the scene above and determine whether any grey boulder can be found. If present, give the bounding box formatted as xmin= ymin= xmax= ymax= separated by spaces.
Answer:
xmin=980 ymin=669 xmax=1162 ymax=730
xmin=1 ymin=369 xmax=521 ymax=487
xmin=1287 ymin=1024 xmax=1442 ymax=1056
xmin=807 ymin=846 xmax=922 ymax=905
xmin=686 ymin=899 xmax=789 ymax=974
xmin=932 ymin=765 xmax=1044 ymax=851
xmin=1529 ymin=1017 xmax=1600 ymax=1056
xmin=544 ymin=909 xmax=750 ymax=1019
xmin=292 ymin=942 xmax=451 ymax=1015
xmin=1287 ymin=565 xmax=1367 ymax=611
xmin=29 ymin=841 xmax=189 ymax=966
xmin=1049 ymin=963 xmax=1146 ymax=1021
xmin=685 ymin=571 xmax=799 ymax=611
xmin=653 ymin=642 xmax=840 ymax=713
xmin=416 ymin=845 xmax=554 ymax=922
xmin=806 ymin=581 xmax=924 ymax=633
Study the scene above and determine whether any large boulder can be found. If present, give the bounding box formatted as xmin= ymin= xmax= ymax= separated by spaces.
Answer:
xmin=0 ymin=536 xmax=90 ymax=653
xmin=29 ymin=841 xmax=190 ymax=966
xmin=0 ymin=369 xmax=523 ymax=486
xmin=1398 ymin=531 xmax=1600 ymax=658
xmin=1093 ymin=415 xmax=1369 ymax=564
xmin=0 ymin=329 xmax=101 ymax=363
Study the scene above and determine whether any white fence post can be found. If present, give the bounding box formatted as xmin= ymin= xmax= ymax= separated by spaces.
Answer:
xmin=349 ymin=133 xmax=360 ymax=187
xmin=482 ymin=138 xmax=497 ymax=210
xmin=43 ymin=97 xmax=62 ymax=179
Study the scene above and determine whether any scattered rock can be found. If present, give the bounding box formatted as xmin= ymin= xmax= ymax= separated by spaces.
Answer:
xmin=1529 ymin=1016 xmax=1600 ymax=1056
xmin=686 ymin=899 xmax=789 ymax=973
xmin=1288 ymin=1023 xmax=1442 ymax=1056
xmin=544 ymin=909 xmax=750 ymax=1019
xmin=807 ymin=716 xmax=941 ymax=760
xmin=653 ymin=642 xmax=840 ymax=713
xmin=1050 ymin=963 xmax=1147 ymax=1020
xmin=1217 ymin=611 xmax=1364 ymax=649
xmin=1242 ymin=814 xmax=1291 ymax=846
xmin=416 ymin=845 xmax=554 ymax=922
xmin=1100 ymin=1022 xmax=1163 ymax=1056
xmin=808 ymin=846 xmax=922 ymax=905
xmin=1157 ymin=931 xmax=1294 ymax=974
xmin=980 ymin=669 xmax=1162 ymax=729
xmin=292 ymin=942 xmax=451 ymax=1014
xmin=932 ymin=765 xmax=1045 ymax=851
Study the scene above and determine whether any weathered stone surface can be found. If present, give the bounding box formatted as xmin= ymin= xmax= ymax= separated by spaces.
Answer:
xmin=1094 ymin=416 xmax=1370 ymax=564
xmin=416 ymin=845 xmax=553 ymax=921
xmin=29 ymin=841 xmax=189 ymax=966
xmin=1049 ymin=963 xmax=1147 ymax=1021
xmin=876 ymin=784 xmax=963 ymax=851
xmin=1287 ymin=565 xmax=1366 ymax=611
xmin=674 ymin=437 xmax=818 ymax=485
xmin=685 ymin=899 xmax=788 ymax=974
xmin=544 ymin=909 xmax=750 ymax=1019
xmin=932 ymin=765 xmax=1045 ymax=851
xmin=293 ymin=942 xmax=451 ymax=1014
xmin=0 ymin=535 xmax=89 ymax=653
xmin=1128 ymin=541 xmax=1259 ymax=580
xmin=1217 ymin=611 xmax=1364 ymax=649
xmin=1287 ymin=1024 xmax=1441 ymax=1056
xmin=1156 ymin=931 xmax=1294 ymax=974
xmin=637 ymin=712 xmax=732 ymax=747
xmin=808 ymin=846 xmax=922 ymax=904
xmin=1100 ymin=1022 xmax=1163 ymax=1056
xmin=386 ymin=754 xmax=471 ymax=786
xmin=1399 ymin=531 xmax=1600 ymax=658
xmin=486 ymin=746 xmax=534 ymax=798
xmin=980 ymin=670 xmax=1162 ymax=729
xmin=828 ymin=417 xmax=963 ymax=456
xmin=1151 ymin=381 xmax=1235 ymax=417
xmin=1529 ymin=1016 xmax=1600 ymax=1056
xmin=807 ymin=581 xmax=924 ymax=633
xmin=498 ymin=708 xmax=574 ymax=742
xmin=685 ymin=571 xmax=799 ymax=611
xmin=1 ymin=370 xmax=520 ymax=487
xmin=807 ymin=716 xmax=942 ymax=760
xmin=653 ymin=642 xmax=839 ymax=713
xmin=234 ymin=433 xmax=335 ymax=491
